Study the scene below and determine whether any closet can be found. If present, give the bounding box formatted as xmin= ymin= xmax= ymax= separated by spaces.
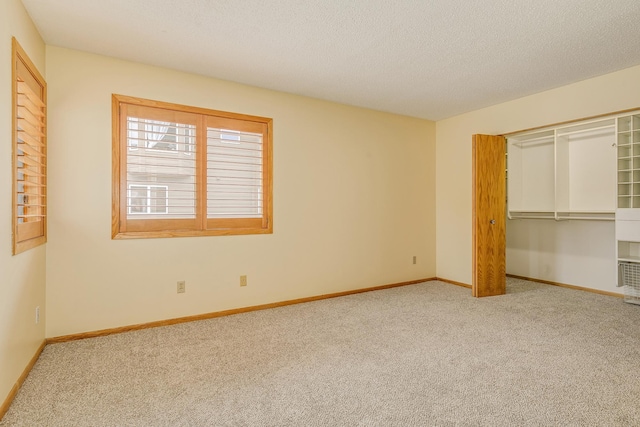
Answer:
xmin=506 ymin=111 xmax=640 ymax=300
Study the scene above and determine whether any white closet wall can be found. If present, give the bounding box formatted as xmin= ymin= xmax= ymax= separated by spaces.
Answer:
xmin=507 ymin=131 xmax=555 ymax=216
xmin=507 ymin=220 xmax=616 ymax=292
xmin=559 ymin=123 xmax=616 ymax=214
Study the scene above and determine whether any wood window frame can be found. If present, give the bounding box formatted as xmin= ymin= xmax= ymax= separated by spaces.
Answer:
xmin=12 ymin=38 xmax=47 ymax=255
xmin=112 ymin=95 xmax=273 ymax=239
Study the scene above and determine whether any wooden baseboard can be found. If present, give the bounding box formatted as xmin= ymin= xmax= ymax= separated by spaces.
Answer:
xmin=48 ymin=277 xmax=437 ymax=344
xmin=0 ymin=340 xmax=46 ymax=421
xmin=436 ymin=277 xmax=472 ymax=289
xmin=506 ymin=274 xmax=624 ymax=298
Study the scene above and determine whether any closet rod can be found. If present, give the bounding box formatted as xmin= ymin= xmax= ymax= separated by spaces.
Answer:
xmin=556 ymin=124 xmax=615 ymax=137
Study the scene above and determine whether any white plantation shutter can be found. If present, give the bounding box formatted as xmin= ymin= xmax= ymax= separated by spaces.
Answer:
xmin=13 ymin=38 xmax=47 ymax=254
xmin=207 ymin=127 xmax=263 ymax=218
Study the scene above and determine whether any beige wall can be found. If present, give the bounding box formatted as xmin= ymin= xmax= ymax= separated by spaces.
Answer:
xmin=0 ymin=0 xmax=46 ymax=408
xmin=436 ymin=64 xmax=640 ymax=287
xmin=45 ymin=47 xmax=436 ymax=337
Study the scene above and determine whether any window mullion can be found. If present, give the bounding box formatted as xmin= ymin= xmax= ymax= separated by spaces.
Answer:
xmin=196 ymin=115 xmax=207 ymax=230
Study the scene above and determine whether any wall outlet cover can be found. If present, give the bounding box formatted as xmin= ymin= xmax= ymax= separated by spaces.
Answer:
xmin=177 ymin=281 xmax=186 ymax=293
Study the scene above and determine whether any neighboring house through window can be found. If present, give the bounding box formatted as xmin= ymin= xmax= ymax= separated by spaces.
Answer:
xmin=128 ymin=185 xmax=169 ymax=215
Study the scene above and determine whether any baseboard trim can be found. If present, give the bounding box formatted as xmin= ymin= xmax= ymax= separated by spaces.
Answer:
xmin=436 ymin=277 xmax=472 ymax=289
xmin=507 ymin=274 xmax=624 ymax=298
xmin=0 ymin=340 xmax=46 ymax=421
xmin=47 ymin=277 xmax=437 ymax=344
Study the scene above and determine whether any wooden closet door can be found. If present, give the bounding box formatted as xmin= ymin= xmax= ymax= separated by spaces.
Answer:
xmin=472 ymin=134 xmax=506 ymax=297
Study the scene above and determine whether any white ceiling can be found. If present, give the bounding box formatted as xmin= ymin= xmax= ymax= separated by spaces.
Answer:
xmin=20 ymin=0 xmax=640 ymax=120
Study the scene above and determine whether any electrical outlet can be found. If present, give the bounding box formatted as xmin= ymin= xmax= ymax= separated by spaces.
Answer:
xmin=240 ymin=275 xmax=247 ymax=287
xmin=35 ymin=306 xmax=40 ymax=324
xmin=413 ymin=256 xmax=417 ymax=265
xmin=177 ymin=281 xmax=186 ymax=293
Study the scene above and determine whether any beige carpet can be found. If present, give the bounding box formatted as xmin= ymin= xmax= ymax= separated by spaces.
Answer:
xmin=2 ymin=278 xmax=640 ymax=426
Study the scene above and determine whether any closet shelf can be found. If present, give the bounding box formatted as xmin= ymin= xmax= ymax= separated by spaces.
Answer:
xmin=618 ymin=256 xmax=640 ymax=263
xmin=507 ymin=116 xmax=617 ymax=220
xmin=556 ymin=211 xmax=615 ymax=221
xmin=508 ymin=211 xmax=615 ymax=221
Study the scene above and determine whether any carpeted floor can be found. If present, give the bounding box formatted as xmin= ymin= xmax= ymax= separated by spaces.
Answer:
xmin=2 ymin=278 xmax=640 ymax=426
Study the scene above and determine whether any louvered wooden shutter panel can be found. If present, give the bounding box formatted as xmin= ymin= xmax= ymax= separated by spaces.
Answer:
xmin=13 ymin=39 xmax=47 ymax=253
xmin=206 ymin=116 xmax=268 ymax=229
xmin=119 ymin=104 xmax=200 ymax=232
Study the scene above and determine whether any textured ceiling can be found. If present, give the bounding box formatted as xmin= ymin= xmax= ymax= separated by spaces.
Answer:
xmin=20 ymin=0 xmax=640 ymax=120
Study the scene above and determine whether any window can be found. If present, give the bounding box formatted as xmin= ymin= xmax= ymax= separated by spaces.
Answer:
xmin=112 ymin=95 xmax=273 ymax=238
xmin=12 ymin=38 xmax=47 ymax=254
xmin=128 ymin=185 xmax=169 ymax=215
